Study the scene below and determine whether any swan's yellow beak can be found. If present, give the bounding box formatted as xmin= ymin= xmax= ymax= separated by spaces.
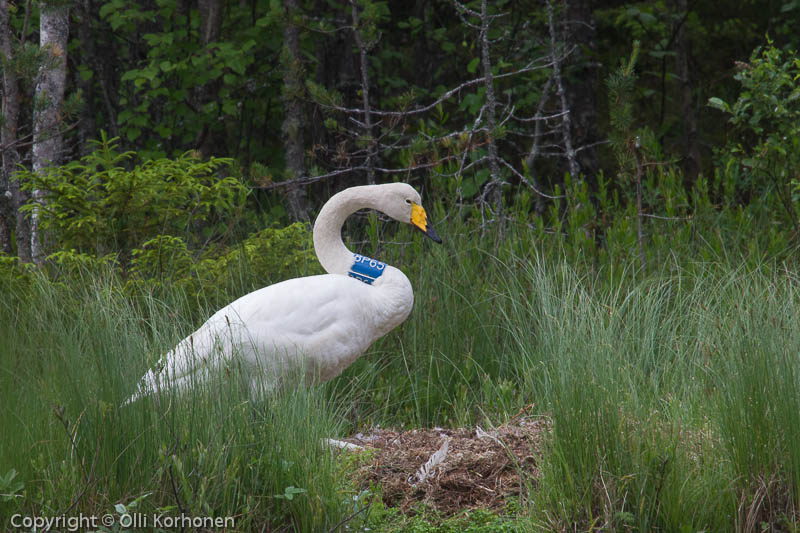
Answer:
xmin=410 ymin=203 xmax=442 ymax=243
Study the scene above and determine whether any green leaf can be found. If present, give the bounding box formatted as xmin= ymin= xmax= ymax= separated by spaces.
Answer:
xmin=228 ymin=56 xmax=247 ymax=76
xmin=467 ymin=57 xmax=480 ymax=74
xmin=461 ymin=176 xmax=478 ymax=198
xmin=77 ymin=65 xmax=94 ymax=81
xmin=708 ymin=97 xmax=730 ymax=113
xmin=155 ymin=125 xmax=172 ymax=138
xmin=274 ymin=486 xmax=307 ymax=501
xmin=126 ymin=128 xmax=142 ymax=142
xmin=222 ymin=100 xmax=238 ymax=115
xmin=117 ymin=109 xmax=133 ymax=124
xmin=120 ymin=69 xmax=141 ymax=82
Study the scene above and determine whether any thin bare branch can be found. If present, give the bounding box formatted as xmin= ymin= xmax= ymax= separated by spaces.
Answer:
xmin=498 ymin=157 xmax=564 ymax=200
xmin=350 ymin=0 xmax=377 ymax=184
xmin=257 ymin=152 xmax=470 ymax=190
xmin=547 ymin=0 xmax=579 ymax=180
xmin=312 ymin=59 xmax=553 ymax=118
xmin=477 ymin=0 xmax=504 ymax=215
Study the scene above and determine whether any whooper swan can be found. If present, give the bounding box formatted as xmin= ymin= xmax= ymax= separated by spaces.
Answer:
xmin=124 ymin=183 xmax=441 ymax=404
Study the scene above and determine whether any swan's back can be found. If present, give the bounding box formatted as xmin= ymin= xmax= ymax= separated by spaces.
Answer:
xmin=132 ymin=268 xmax=413 ymax=399
xmin=217 ymin=270 xmax=412 ymax=378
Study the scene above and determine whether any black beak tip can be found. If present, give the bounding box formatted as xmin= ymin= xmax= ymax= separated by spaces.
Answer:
xmin=425 ymin=225 xmax=442 ymax=244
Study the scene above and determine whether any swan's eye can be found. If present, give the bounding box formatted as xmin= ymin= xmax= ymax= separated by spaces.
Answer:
xmin=405 ymin=199 xmax=412 ymax=205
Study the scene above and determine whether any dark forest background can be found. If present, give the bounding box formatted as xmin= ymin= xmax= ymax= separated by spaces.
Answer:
xmin=2 ymin=0 xmax=800 ymax=270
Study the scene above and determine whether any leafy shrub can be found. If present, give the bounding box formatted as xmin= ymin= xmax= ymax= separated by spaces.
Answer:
xmin=18 ymin=132 xmax=248 ymax=265
xmin=709 ymin=41 xmax=800 ymax=234
xmin=126 ymin=223 xmax=317 ymax=306
xmin=0 ymin=253 xmax=34 ymax=292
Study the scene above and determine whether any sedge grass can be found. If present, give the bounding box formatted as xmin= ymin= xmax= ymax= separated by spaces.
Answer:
xmin=0 ymin=271 xmax=356 ymax=531
xmin=3 ymin=218 xmax=800 ymax=531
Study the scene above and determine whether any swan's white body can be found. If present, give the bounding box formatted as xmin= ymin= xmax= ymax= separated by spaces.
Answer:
xmin=125 ymin=183 xmax=439 ymax=403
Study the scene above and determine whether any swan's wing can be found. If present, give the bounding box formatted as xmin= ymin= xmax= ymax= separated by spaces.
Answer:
xmin=122 ymin=318 xmax=232 ymax=405
xmin=124 ymin=274 xmax=380 ymax=404
xmin=220 ymin=274 xmax=383 ymax=380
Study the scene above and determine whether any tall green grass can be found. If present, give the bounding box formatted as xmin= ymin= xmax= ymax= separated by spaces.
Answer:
xmin=496 ymin=255 xmax=800 ymax=531
xmin=0 ymin=272 xmax=356 ymax=531
xmin=3 ymin=216 xmax=800 ymax=531
xmin=344 ymin=218 xmax=800 ymax=530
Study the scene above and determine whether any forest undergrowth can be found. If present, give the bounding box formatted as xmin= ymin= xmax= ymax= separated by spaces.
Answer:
xmin=2 ymin=201 xmax=800 ymax=531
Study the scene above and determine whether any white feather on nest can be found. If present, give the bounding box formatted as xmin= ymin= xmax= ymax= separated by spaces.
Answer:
xmin=409 ymin=437 xmax=450 ymax=486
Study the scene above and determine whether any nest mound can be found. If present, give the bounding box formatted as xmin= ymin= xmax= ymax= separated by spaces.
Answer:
xmin=342 ymin=414 xmax=548 ymax=515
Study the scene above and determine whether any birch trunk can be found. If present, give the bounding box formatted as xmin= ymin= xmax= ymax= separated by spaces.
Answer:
xmin=351 ymin=0 xmax=376 ymax=185
xmin=0 ymin=0 xmax=29 ymax=260
xmin=548 ymin=1 xmax=579 ymax=182
xmin=30 ymin=1 xmax=70 ymax=265
xmin=479 ymin=0 xmax=503 ymax=218
xmin=281 ymin=0 xmax=309 ymax=221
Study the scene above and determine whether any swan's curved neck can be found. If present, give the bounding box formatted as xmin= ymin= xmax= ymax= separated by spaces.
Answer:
xmin=313 ymin=185 xmax=383 ymax=276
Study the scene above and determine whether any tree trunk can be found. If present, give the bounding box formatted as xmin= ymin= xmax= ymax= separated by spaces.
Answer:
xmin=0 ymin=160 xmax=10 ymax=253
xmin=674 ymin=0 xmax=700 ymax=183
xmin=479 ymin=0 xmax=503 ymax=218
xmin=562 ymin=0 xmax=601 ymax=190
xmin=194 ymin=0 xmax=225 ymax=157
xmin=30 ymin=1 xmax=70 ymax=265
xmin=0 ymin=0 xmax=30 ymax=260
xmin=0 ymin=7 xmax=11 ymax=254
xmin=351 ymin=0 xmax=376 ymax=185
xmin=281 ymin=0 xmax=310 ymax=221
xmin=198 ymin=0 xmax=223 ymax=44
xmin=548 ymin=1 xmax=579 ymax=182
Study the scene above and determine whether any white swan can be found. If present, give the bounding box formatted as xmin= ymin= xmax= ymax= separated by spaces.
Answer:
xmin=124 ymin=183 xmax=441 ymax=404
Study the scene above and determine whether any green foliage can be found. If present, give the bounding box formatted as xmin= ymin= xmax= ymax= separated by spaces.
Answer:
xmin=710 ymin=41 xmax=800 ymax=233
xmin=606 ymin=41 xmax=661 ymax=180
xmin=0 ymin=41 xmax=47 ymax=83
xmin=0 ymin=469 xmax=23 ymax=503
xmin=17 ymin=134 xmax=247 ymax=265
xmin=353 ymin=0 xmax=389 ymax=46
xmin=504 ymin=256 xmax=794 ymax=531
xmin=713 ymin=274 xmax=800 ymax=526
xmin=607 ymin=41 xmax=640 ymax=149
xmin=3 ymin=208 xmax=800 ymax=530
xmin=126 ymin=223 xmax=317 ymax=308
xmin=0 ymin=254 xmax=34 ymax=290
xmin=96 ymin=0 xmax=282 ymax=159
xmin=8 ymin=6 xmax=800 ymax=528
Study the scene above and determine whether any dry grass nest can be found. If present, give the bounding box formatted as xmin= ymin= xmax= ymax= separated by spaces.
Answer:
xmin=340 ymin=408 xmax=549 ymax=515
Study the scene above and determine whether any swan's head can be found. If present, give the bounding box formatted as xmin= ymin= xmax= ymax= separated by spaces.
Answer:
xmin=379 ymin=183 xmax=442 ymax=244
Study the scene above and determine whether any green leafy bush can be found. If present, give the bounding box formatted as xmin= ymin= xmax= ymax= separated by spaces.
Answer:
xmin=125 ymin=223 xmax=317 ymax=307
xmin=709 ymin=41 xmax=800 ymax=234
xmin=0 ymin=254 xmax=34 ymax=292
xmin=18 ymin=133 xmax=247 ymax=265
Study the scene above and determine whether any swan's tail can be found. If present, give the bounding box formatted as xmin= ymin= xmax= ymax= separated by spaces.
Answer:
xmin=122 ymin=341 xmax=217 ymax=407
xmin=121 ymin=368 xmax=162 ymax=406
xmin=121 ymin=324 xmax=241 ymax=407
